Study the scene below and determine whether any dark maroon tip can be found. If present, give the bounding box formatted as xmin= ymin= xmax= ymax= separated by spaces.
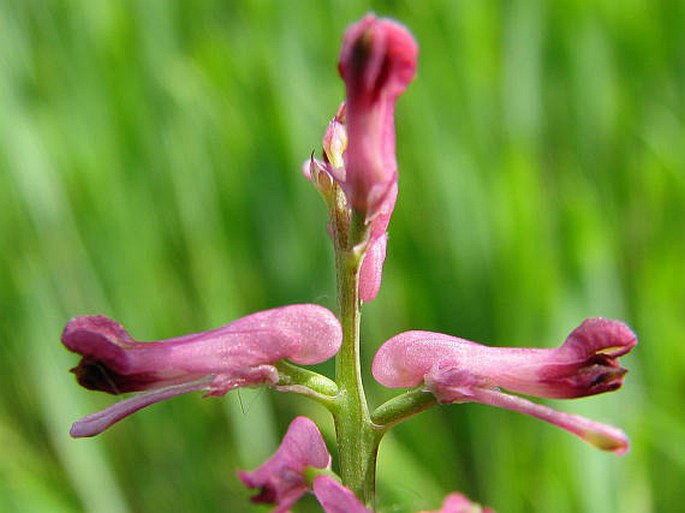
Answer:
xmin=61 ymin=315 xmax=134 ymax=372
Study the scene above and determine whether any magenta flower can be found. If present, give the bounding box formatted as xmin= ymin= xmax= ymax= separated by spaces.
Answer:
xmin=305 ymin=14 xmax=417 ymax=302
xmin=338 ymin=13 xmax=417 ymax=218
xmin=372 ymin=318 xmax=637 ymax=454
xmin=62 ymin=305 xmax=342 ymax=438
xmin=419 ymin=493 xmax=494 ymax=513
xmin=358 ymin=228 xmax=389 ymax=302
xmin=340 ymin=14 xmax=416 ymax=302
xmin=238 ymin=416 xmax=332 ymax=513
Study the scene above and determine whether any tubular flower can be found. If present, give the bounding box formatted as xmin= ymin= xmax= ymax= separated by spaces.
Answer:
xmin=238 ymin=417 xmax=332 ymax=513
xmin=62 ymin=305 xmax=342 ymax=438
xmin=338 ymin=13 xmax=418 ymax=219
xmin=305 ymin=14 xmax=417 ymax=302
xmin=340 ymin=14 xmax=416 ymax=302
xmin=419 ymin=493 xmax=494 ymax=513
xmin=372 ymin=318 xmax=637 ymax=454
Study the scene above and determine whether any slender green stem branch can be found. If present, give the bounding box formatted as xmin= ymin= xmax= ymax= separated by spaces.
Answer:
xmin=330 ymin=199 xmax=382 ymax=508
xmin=275 ymin=361 xmax=340 ymax=411
xmin=371 ymin=389 xmax=437 ymax=432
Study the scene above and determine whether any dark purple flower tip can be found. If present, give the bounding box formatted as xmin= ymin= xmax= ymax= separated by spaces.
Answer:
xmin=339 ymin=14 xmax=418 ymax=105
xmin=62 ymin=316 xmax=163 ymax=394
xmin=539 ymin=318 xmax=638 ymax=398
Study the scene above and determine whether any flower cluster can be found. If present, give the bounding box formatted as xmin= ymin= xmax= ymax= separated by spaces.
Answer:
xmin=61 ymin=12 xmax=637 ymax=513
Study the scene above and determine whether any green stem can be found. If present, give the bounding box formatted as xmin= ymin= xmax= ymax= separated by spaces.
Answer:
xmin=371 ymin=389 xmax=437 ymax=432
xmin=274 ymin=361 xmax=340 ymax=410
xmin=331 ymin=204 xmax=381 ymax=508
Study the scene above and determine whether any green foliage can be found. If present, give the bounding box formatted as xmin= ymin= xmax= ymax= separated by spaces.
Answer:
xmin=1 ymin=0 xmax=683 ymax=511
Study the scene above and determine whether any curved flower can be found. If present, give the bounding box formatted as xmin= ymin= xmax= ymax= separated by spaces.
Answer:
xmin=62 ymin=305 xmax=342 ymax=437
xmin=340 ymin=14 xmax=416 ymax=302
xmin=238 ymin=417 xmax=332 ymax=513
xmin=372 ymin=318 xmax=637 ymax=454
xmin=305 ymin=14 xmax=417 ymax=302
xmin=338 ymin=13 xmax=418 ymax=219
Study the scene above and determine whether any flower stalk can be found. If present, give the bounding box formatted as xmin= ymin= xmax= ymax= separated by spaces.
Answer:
xmin=370 ymin=388 xmax=437 ymax=432
xmin=331 ymin=203 xmax=382 ymax=506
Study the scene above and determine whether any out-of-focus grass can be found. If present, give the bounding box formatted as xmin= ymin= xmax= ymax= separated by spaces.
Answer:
xmin=1 ymin=0 xmax=683 ymax=512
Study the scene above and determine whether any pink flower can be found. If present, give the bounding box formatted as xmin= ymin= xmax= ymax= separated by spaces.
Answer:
xmin=419 ymin=493 xmax=494 ymax=513
xmin=358 ymin=187 xmax=395 ymax=302
xmin=339 ymin=14 xmax=416 ymax=302
xmin=305 ymin=15 xmax=417 ymax=302
xmin=238 ymin=417 xmax=332 ymax=513
xmin=372 ymin=318 xmax=637 ymax=454
xmin=239 ymin=418 xmax=373 ymax=513
xmin=313 ymin=475 xmax=371 ymax=513
xmin=338 ymin=13 xmax=418 ymax=219
xmin=62 ymin=305 xmax=342 ymax=438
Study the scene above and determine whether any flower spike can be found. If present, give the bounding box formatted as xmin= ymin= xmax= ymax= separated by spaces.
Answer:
xmin=63 ymin=305 xmax=342 ymax=437
xmin=372 ymin=318 xmax=636 ymax=453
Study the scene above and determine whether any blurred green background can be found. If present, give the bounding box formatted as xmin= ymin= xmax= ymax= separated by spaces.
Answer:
xmin=1 ymin=0 xmax=684 ymax=512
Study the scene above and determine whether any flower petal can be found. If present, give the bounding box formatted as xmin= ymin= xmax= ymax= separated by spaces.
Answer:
xmin=470 ymin=388 xmax=629 ymax=455
xmin=70 ymin=377 xmax=212 ymax=438
xmin=359 ymin=232 xmax=387 ymax=302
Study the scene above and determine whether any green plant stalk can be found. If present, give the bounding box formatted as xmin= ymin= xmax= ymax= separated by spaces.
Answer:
xmin=331 ymin=202 xmax=382 ymax=507
xmin=275 ymin=360 xmax=340 ymax=409
xmin=371 ymin=389 xmax=437 ymax=432
xmin=327 ymin=191 xmax=441 ymax=507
